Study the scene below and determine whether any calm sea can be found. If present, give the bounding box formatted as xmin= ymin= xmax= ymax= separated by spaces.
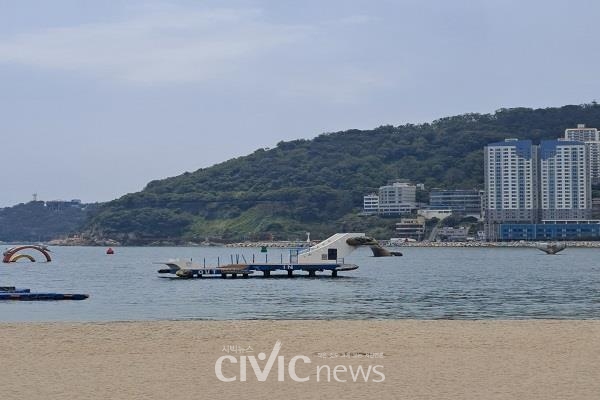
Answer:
xmin=1 ymin=246 xmax=599 ymax=322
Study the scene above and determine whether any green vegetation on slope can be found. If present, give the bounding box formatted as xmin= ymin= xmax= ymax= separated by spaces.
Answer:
xmin=0 ymin=202 xmax=94 ymax=242
xmin=86 ymin=103 xmax=600 ymax=243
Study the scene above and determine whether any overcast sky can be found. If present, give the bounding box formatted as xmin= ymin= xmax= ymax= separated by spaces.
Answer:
xmin=1 ymin=0 xmax=599 ymax=207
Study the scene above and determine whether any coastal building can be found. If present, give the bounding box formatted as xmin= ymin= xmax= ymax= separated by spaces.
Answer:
xmin=565 ymin=124 xmax=600 ymax=184
xmin=417 ymin=208 xmax=453 ymax=220
xmin=539 ymin=140 xmax=591 ymax=220
xmin=436 ymin=226 xmax=469 ymax=241
xmin=484 ymin=139 xmax=538 ymax=225
xmin=362 ymin=181 xmax=417 ymax=215
xmin=362 ymin=194 xmax=379 ymax=214
xmin=429 ymin=189 xmax=482 ymax=217
xmin=45 ymin=199 xmax=83 ymax=211
xmin=498 ymin=220 xmax=600 ymax=240
xmin=395 ymin=217 xmax=425 ymax=240
xmin=593 ymin=197 xmax=600 ymax=219
xmin=378 ymin=182 xmax=416 ymax=215
xmin=484 ymin=137 xmax=594 ymax=240
xmin=587 ymin=141 xmax=600 ymax=184
xmin=564 ymin=124 xmax=599 ymax=142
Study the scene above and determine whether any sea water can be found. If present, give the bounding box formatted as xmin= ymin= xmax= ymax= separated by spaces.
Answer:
xmin=1 ymin=246 xmax=599 ymax=322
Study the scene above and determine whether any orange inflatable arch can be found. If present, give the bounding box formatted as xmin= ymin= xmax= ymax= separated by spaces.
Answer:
xmin=2 ymin=245 xmax=51 ymax=263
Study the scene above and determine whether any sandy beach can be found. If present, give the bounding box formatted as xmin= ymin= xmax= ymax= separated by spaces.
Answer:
xmin=0 ymin=320 xmax=598 ymax=400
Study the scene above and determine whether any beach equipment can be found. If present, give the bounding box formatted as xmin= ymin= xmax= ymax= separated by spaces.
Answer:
xmin=2 ymin=245 xmax=52 ymax=263
xmin=1 ymin=247 xmax=89 ymax=301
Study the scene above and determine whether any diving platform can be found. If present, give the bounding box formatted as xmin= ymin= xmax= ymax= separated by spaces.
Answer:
xmin=157 ymin=262 xmax=358 ymax=279
xmin=156 ymin=233 xmax=366 ymax=279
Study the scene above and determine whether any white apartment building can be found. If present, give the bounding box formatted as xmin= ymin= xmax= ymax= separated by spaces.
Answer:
xmin=362 ymin=194 xmax=379 ymax=214
xmin=362 ymin=182 xmax=417 ymax=215
xmin=484 ymin=139 xmax=538 ymax=223
xmin=565 ymin=124 xmax=599 ymax=141
xmin=565 ymin=124 xmax=600 ymax=184
xmin=539 ymin=140 xmax=591 ymax=220
xmin=378 ymin=182 xmax=416 ymax=215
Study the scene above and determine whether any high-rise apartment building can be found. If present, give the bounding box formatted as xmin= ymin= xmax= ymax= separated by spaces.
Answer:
xmin=565 ymin=124 xmax=599 ymax=141
xmin=539 ymin=140 xmax=591 ymax=220
xmin=565 ymin=124 xmax=600 ymax=184
xmin=484 ymin=139 xmax=538 ymax=224
xmin=484 ymin=137 xmax=594 ymax=240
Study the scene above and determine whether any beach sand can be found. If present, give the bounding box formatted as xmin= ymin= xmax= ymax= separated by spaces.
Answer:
xmin=0 ymin=320 xmax=599 ymax=399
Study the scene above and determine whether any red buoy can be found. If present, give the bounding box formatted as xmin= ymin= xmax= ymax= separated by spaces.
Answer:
xmin=106 ymin=247 xmax=114 ymax=255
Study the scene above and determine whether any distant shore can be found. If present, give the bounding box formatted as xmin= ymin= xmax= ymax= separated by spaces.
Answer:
xmin=28 ymin=237 xmax=600 ymax=248
xmin=1 ymin=320 xmax=598 ymax=400
xmin=224 ymin=240 xmax=600 ymax=249
xmin=382 ymin=240 xmax=600 ymax=248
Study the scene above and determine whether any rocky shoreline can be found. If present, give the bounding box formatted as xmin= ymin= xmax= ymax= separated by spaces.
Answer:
xmin=40 ymin=237 xmax=600 ymax=248
xmin=383 ymin=241 xmax=600 ymax=248
xmin=224 ymin=240 xmax=600 ymax=249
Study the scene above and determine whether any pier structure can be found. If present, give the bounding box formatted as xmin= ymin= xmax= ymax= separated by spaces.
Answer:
xmin=157 ymin=259 xmax=358 ymax=279
xmin=156 ymin=233 xmax=366 ymax=279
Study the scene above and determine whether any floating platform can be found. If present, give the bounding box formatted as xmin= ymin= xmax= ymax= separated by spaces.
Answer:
xmin=156 ymin=233 xmax=370 ymax=280
xmin=0 ymin=286 xmax=30 ymax=293
xmin=0 ymin=292 xmax=89 ymax=301
xmin=0 ymin=286 xmax=89 ymax=301
xmin=158 ymin=262 xmax=358 ymax=279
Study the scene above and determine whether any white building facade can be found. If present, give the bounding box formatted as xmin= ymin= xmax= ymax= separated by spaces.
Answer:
xmin=564 ymin=124 xmax=599 ymax=142
xmin=377 ymin=182 xmax=416 ymax=215
xmin=484 ymin=139 xmax=538 ymax=224
xmin=484 ymin=137 xmax=593 ymax=239
xmin=362 ymin=194 xmax=379 ymax=214
xmin=363 ymin=182 xmax=417 ymax=215
xmin=565 ymin=124 xmax=600 ymax=184
xmin=539 ymin=140 xmax=591 ymax=220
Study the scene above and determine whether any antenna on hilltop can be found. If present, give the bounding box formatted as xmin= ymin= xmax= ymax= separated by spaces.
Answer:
xmin=32 ymin=193 xmax=38 ymax=202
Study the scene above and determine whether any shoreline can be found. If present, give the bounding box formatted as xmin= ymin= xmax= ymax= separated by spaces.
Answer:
xmin=19 ymin=239 xmax=600 ymax=248
xmin=1 ymin=320 xmax=598 ymax=399
xmin=225 ymin=240 xmax=600 ymax=248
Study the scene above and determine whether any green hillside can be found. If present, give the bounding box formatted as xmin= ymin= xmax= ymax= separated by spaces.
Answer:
xmin=0 ymin=201 xmax=95 ymax=242
xmin=85 ymin=103 xmax=600 ymax=243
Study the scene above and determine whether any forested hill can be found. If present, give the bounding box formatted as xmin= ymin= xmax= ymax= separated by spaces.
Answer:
xmin=0 ymin=201 xmax=95 ymax=242
xmin=85 ymin=103 xmax=600 ymax=243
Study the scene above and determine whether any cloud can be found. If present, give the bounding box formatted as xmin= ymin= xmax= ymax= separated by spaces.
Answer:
xmin=0 ymin=4 xmax=390 ymax=104
xmin=0 ymin=6 xmax=311 ymax=84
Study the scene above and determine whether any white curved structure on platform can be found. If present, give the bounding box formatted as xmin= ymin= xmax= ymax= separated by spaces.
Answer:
xmin=298 ymin=233 xmax=365 ymax=264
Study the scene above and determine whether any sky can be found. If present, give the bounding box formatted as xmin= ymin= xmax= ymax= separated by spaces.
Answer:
xmin=1 ymin=0 xmax=599 ymax=207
